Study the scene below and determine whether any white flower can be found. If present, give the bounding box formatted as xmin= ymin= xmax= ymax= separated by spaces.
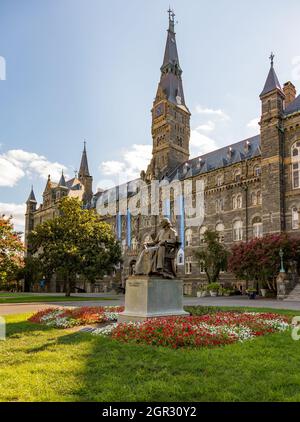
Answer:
xmin=92 ymin=323 xmax=118 ymax=336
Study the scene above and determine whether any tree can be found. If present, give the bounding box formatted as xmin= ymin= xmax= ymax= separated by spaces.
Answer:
xmin=228 ymin=234 xmax=300 ymax=291
xmin=0 ymin=216 xmax=24 ymax=288
xmin=194 ymin=230 xmax=228 ymax=284
xmin=28 ymin=197 xmax=121 ymax=296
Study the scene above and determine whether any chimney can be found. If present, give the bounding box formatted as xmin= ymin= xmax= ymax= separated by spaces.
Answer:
xmin=283 ymin=81 xmax=296 ymax=108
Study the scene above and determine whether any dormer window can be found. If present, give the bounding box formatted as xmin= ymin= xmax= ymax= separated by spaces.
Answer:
xmin=244 ymin=141 xmax=251 ymax=152
xmin=227 ymin=147 xmax=233 ymax=159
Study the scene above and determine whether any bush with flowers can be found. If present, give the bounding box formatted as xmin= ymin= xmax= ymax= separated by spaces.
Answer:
xmin=28 ymin=306 xmax=124 ymax=328
xmin=92 ymin=311 xmax=290 ymax=349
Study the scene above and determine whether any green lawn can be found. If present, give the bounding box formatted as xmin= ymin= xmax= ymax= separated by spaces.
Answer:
xmin=0 ymin=293 xmax=118 ymax=303
xmin=0 ymin=308 xmax=299 ymax=402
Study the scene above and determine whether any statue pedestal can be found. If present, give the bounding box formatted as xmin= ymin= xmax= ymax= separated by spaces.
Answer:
xmin=118 ymin=276 xmax=189 ymax=323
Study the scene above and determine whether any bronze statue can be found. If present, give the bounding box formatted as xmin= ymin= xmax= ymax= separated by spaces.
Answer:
xmin=135 ymin=218 xmax=180 ymax=278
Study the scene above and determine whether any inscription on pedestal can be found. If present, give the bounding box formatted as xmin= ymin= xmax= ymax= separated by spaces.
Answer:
xmin=118 ymin=276 xmax=189 ymax=323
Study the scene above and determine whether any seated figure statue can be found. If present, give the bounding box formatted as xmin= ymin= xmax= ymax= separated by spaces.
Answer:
xmin=135 ymin=218 xmax=179 ymax=279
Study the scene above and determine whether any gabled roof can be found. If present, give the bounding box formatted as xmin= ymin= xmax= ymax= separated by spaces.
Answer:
xmin=168 ymin=135 xmax=261 ymax=181
xmin=94 ymin=135 xmax=261 ymax=204
xmin=284 ymin=94 xmax=300 ymax=116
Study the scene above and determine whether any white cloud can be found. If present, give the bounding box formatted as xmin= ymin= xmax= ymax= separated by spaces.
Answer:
xmin=0 ymin=156 xmax=25 ymax=187
xmin=190 ymin=129 xmax=218 ymax=158
xmin=101 ymin=160 xmax=125 ymax=176
xmin=195 ymin=120 xmax=215 ymax=133
xmin=98 ymin=144 xmax=152 ymax=188
xmin=0 ymin=149 xmax=68 ymax=187
xmin=195 ymin=106 xmax=230 ymax=121
xmin=0 ymin=202 xmax=26 ymax=233
xmin=247 ymin=117 xmax=260 ymax=130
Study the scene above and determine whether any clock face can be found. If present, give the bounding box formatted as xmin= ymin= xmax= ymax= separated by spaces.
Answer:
xmin=154 ymin=103 xmax=164 ymax=118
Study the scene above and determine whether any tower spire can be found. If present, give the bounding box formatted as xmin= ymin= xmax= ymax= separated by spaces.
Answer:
xmin=167 ymin=7 xmax=175 ymax=33
xmin=78 ymin=140 xmax=90 ymax=178
xmin=147 ymin=11 xmax=190 ymax=181
xmin=159 ymin=9 xmax=186 ymax=107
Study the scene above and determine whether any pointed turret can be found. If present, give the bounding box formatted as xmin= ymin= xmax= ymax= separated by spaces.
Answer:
xmin=25 ymin=186 xmax=37 ymax=250
xmin=78 ymin=141 xmax=93 ymax=206
xmin=260 ymin=53 xmax=283 ymax=98
xmin=58 ymin=170 xmax=66 ymax=187
xmin=78 ymin=141 xmax=90 ymax=178
xmin=26 ymin=185 xmax=37 ymax=203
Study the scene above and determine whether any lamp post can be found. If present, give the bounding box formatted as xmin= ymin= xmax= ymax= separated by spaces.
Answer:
xmin=279 ymin=248 xmax=285 ymax=273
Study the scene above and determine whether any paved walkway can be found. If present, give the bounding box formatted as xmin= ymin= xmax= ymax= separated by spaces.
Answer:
xmin=1 ymin=295 xmax=300 ymax=316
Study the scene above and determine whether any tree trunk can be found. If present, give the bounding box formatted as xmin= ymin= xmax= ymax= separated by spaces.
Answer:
xmin=65 ymin=275 xmax=71 ymax=297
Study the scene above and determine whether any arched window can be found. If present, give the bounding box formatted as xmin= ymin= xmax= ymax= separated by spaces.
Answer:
xmin=216 ymin=174 xmax=223 ymax=187
xmin=251 ymin=192 xmax=257 ymax=206
xmin=252 ymin=217 xmax=263 ymax=238
xmin=199 ymin=260 xmax=205 ymax=274
xmin=185 ymin=229 xmax=193 ymax=247
xmin=232 ymin=195 xmax=237 ymax=209
xmin=292 ymin=207 xmax=299 ymax=230
xmin=292 ymin=142 xmax=300 ymax=189
xmin=200 ymin=226 xmax=207 ymax=244
xmin=253 ymin=165 xmax=261 ymax=177
xmin=234 ymin=168 xmax=241 ymax=182
xmin=233 ymin=220 xmax=243 ymax=241
xmin=177 ymin=248 xmax=184 ymax=265
xmin=216 ymin=223 xmax=225 ymax=243
xmin=216 ymin=198 xmax=224 ymax=213
xmin=185 ymin=256 xmax=192 ymax=274
xmin=257 ymin=190 xmax=262 ymax=205
xmin=236 ymin=194 xmax=242 ymax=209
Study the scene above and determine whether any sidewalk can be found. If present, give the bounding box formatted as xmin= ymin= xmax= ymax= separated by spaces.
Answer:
xmin=1 ymin=295 xmax=300 ymax=316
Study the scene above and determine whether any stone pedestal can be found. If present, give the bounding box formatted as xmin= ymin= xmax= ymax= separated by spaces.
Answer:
xmin=118 ymin=276 xmax=189 ymax=323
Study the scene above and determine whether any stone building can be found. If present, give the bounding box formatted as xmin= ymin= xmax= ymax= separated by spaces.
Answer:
xmin=94 ymin=12 xmax=300 ymax=295
xmin=24 ymin=143 xmax=94 ymax=291
xmin=26 ymin=11 xmax=300 ymax=294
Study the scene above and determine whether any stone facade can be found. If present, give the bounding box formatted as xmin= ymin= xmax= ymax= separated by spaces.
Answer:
xmin=93 ymin=15 xmax=300 ymax=295
xmin=25 ymin=12 xmax=300 ymax=295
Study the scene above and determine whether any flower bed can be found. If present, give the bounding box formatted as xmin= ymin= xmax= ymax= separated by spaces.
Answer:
xmin=28 ymin=306 xmax=124 ymax=328
xmin=92 ymin=312 xmax=290 ymax=349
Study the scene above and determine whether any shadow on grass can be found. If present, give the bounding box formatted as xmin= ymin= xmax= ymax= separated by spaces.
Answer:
xmin=4 ymin=307 xmax=298 ymax=402
xmin=6 ymin=320 xmax=54 ymax=337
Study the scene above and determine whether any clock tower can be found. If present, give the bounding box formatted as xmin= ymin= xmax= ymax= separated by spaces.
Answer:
xmin=146 ymin=9 xmax=190 ymax=180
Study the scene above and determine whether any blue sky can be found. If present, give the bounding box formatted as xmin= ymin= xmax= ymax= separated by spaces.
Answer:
xmin=1 ymin=0 xmax=300 ymax=231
